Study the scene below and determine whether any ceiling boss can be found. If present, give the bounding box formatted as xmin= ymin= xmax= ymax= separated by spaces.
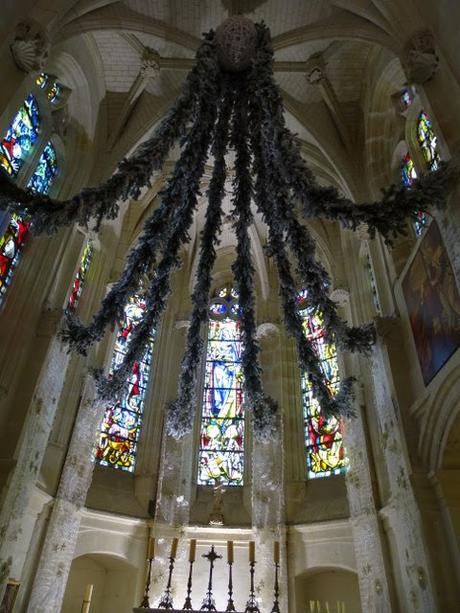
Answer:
xmin=0 ymin=16 xmax=456 ymax=441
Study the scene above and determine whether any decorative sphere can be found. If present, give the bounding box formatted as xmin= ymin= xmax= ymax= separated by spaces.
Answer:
xmin=215 ymin=16 xmax=257 ymax=72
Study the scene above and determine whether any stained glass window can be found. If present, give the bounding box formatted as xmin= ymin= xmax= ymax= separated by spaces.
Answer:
xmin=297 ymin=290 xmax=347 ymax=479
xmin=198 ymin=286 xmax=245 ymax=486
xmin=36 ymin=73 xmax=62 ymax=105
xmin=417 ymin=111 xmax=441 ymax=171
xmin=95 ymin=294 xmax=155 ymax=472
xmin=67 ymin=240 xmax=93 ymax=311
xmin=401 ymin=151 xmax=428 ymax=238
xmin=0 ymin=94 xmax=40 ymax=176
xmin=400 ymin=88 xmax=413 ymax=110
xmin=0 ymin=214 xmax=30 ymax=302
xmin=27 ymin=141 xmax=59 ymax=194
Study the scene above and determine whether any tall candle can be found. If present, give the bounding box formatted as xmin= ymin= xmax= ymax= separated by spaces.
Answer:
xmin=249 ymin=540 xmax=255 ymax=563
xmin=189 ymin=539 xmax=196 ymax=562
xmin=81 ymin=584 xmax=93 ymax=613
xmin=274 ymin=541 xmax=280 ymax=564
xmin=170 ymin=537 xmax=179 ymax=559
xmin=227 ymin=541 xmax=234 ymax=563
xmin=147 ymin=537 xmax=155 ymax=560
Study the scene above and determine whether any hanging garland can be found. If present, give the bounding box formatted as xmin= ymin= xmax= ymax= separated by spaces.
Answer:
xmin=0 ymin=19 xmax=457 ymax=440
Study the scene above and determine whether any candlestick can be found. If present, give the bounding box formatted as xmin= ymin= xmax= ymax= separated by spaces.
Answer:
xmin=182 ymin=557 xmax=195 ymax=610
xmin=81 ymin=584 xmax=93 ymax=613
xmin=158 ymin=552 xmax=176 ymax=609
xmin=148 ymin=537 xmax=155 ymax=560
xmin=274 ymin=541 xmax=280 ymax=564
xmin=226 ymin=557 xmax=236 ymax=612
xmin=249 ymin=541 xmax=255 ymax=563
xmin=189 ymin=539 xmax=196 ymax=563
xmin=171 ymin=537 xmax=179 ymax=559
xmin=244 ymin=560 xmax=260 ymax=613
xmin=227 ymin=540 xmax=234 ymax=564
xmin=270 ymin=561 xmax=280 ymax=613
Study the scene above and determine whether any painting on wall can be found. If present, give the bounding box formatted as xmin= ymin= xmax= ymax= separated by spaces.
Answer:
xmin=0 ymin=581 xmax=20 ymax=613
xmin=402 ymin=220 xmax=460 ymax=385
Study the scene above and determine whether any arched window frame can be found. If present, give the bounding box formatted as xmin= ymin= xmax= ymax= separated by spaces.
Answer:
xmin=0 ymin=74 xmax=66 ymax=307
xmin=196 ymin=284 xmax=246 ymax=487
xmin=296 ymin=290 xmax=348 ymax=479
xmin=94 ymin=291 xmax=157 ymax=473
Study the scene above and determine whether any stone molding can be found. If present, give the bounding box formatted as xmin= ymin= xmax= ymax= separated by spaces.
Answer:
xmin=10 ymin=20 xmax=50 ymax=73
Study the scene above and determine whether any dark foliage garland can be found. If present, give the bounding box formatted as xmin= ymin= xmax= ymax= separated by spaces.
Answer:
xmin=1 ymin=22 xmax=457 ymax=438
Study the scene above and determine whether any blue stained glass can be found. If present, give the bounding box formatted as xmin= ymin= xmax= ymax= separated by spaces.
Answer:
xmin=198 ymin=287 xmax=245 ymax=486
xmin=0 ymin=94 xmax=40 ymax=176
xmin=95 ymin=294 xmax=155 ymax=472
xmin=27 ymin=141 xmax=58 ymax=194
xmin=401 ymin=152 xmax=428 ymax=238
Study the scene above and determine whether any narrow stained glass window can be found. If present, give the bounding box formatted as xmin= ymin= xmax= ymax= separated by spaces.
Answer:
xmin=297 ymin=290 xmax=347 ymax=479
xmin=0 ymin=214 xmax=29 ymax=302
xmin=417 ymin=111 xmax=441 ymax=171
xmin=0 ymin=94 xmax=40 ymax=177
xmin=36 ymin=73 xmax=62 ymax=105
xmin=27 ymin=141 xmax=58 ymax=194
xmin=401 ymin=151 xmax=427 ymax=238
xmin=67 ymin=240 xmax=93 ymax=311
xmin=198 ymin=286 xmax=244 ymax=486
xmin=95 ymin=294 xmax=155 ymax=472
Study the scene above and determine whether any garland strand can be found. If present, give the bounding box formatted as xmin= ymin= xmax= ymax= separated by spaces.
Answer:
xmin=93 ymin=48 xmax=222 ymax=399
xmin=230 ymin=79 xmax=278 ymax=441
xmin=166 ymin=78 xmax=233 ymax=438
xmin=63 ymin=39 xmax=222 ymax=355
xmin=0 ymin=32 xmax=218 ymax=235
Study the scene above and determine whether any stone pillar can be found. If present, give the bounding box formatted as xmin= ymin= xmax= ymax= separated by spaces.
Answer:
xmin=331 ymin=289 xmax=392 ymax=612
xmin=252 ymin=324 xmax=288 ymax=612
xmin=0 ymin=319 xmax=70 ymax=602
xmin=370 ymin=330 xmax=437 ymax=612
xmin=26 ymin=378 xmax=105 ymax=613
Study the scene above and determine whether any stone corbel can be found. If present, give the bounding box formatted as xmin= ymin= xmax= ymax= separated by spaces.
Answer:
xmin=175 ymin=319 xmax=191 ymax=334
xmin=403 ymin=29 xmax=439 ymax=84
xmin=330 ymin=287 xmax=350 ymax=308
xmin=10 ymin=19 xmax=50 ymax=73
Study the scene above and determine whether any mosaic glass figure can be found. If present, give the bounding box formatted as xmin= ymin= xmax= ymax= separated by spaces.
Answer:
xmin=0 ymin=214 xmax=29 ymax=302
xmin=27 ymin=141 xmax=58 ymax=194
xmin=297 ymin=290 xmax=347 ymax=478
xmin=95 ymin=294 xmax=155 ymax=472
xmin=417 ymin=111 xmax=441 ymax=171
xmin=198 ymin=286 xmax=245 ymax=486
xmin=0 ymin=94 xmax=40 ymax=176
xmin=67 ymin=240 xmax=93 ymax=311
xmin=401 ymin=151 xmax=427 ymax=238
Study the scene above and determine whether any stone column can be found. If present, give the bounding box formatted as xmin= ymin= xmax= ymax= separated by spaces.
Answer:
xmin=26 ymin=378 xmax=105 ymax=613
xmin=331 ymin=289 xmax=392 ymax=612
xmin=252 ymin=324 xmax=288 ymax=612
xmin=0 ymin=317 xmax=70 ymax=602
xmin=370 ymin=327 xmax=437 ymax=612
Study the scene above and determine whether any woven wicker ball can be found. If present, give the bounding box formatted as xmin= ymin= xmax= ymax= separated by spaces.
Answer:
xmin=215 ymin=16 xmax=257 ymax=72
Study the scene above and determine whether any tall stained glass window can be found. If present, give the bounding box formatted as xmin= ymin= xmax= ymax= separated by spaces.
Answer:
xmin=401 ymin=151 xmax=427 ymax=238
xmin=67 ymin=240 xmax=93 ymax=311
xmin=27 ymin=141 xmax=58 ymax=194
xmin=95 ymin=294 xmax=155 ymax=472
xmin=0 ymin=94 xmax=40 ymax=176
xmin=0 ymin=215 xmax=30 ymax=302
xmin=297 ymin=290 xmax=347 ymax=478
xmin=36 ymin=73 xmax=62 ymax=105
xmin=417 ymin=111 xmax=441 ymax=171
xmin=198 ymin=286 xmax=245 ymax=486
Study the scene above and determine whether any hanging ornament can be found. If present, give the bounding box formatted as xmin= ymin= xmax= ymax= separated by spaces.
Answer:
xmin=0 ymin=20 xmax=457 ymax=441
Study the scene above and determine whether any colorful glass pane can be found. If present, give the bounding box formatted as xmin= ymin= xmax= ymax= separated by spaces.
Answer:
xmin=297 ymin=290 xmax=347 ymax=479
xmin=67 ymin=241 xmax=94 ymax=311
xmin=401 ymin=152 xmax=428 ymax=237
xmin=0 ymin=94 xmax=40 ymax=176
xmin=27 ymin=141 xmax=58 ymax=194
xmin=36 ymin=73 xmax=62 ymax=104
xmin=401 ymin=88 xmax=413 ymax=110
xmin=0 ymin=214 xmax=30 ymax=302
xmin=417 ymin=111 xmax=441 ymax=171
xmin=95 ymin=295 xmax=155 ymax=472
xmin=36 ymin=73 xmax=49 ymax=89
xmin=198 ymin=289 xmax=244 ymax=486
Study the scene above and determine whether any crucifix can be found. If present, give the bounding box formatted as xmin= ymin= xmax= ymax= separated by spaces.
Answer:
xmin=200 ymin=545 xmax=223 ymax=611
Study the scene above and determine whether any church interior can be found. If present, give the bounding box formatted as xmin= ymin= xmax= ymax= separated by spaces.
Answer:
xmin=0 ymin=1 xmax=460 ymax=611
